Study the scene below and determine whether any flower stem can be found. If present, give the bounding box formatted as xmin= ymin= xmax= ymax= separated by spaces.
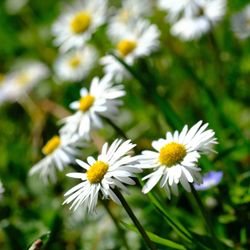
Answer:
xmin=113 ymin=189 xmax=157 ymax=250
xmin=101 ymin=200 xmax=131 ymax=250
xmin=102 ymin=116 xmax=129 ymax=140
xmin=191 ymin=185 xmax=222 ymax=250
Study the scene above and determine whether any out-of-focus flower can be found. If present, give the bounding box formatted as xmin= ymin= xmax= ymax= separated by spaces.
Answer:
xmin=101 ymin=19 xmax=160 ymax=81
xmin=109 ymin=0 xmax=152 ymax=31
xmin=63 ymin=139 xmax=140 ymax=212
xmin=52 ymin=0 xmax=108 ymax=52
xmin=231 ymin=5 xmax=250 ymax=40
xmin=194 ymin=171 xmax=223 ymax=190
xmin=0 ymin=61 xmax=49 ymax=103
xmin=159 ymin=0 xmax=226 ymax=41
xmin=138 ymin=121 xmax=217 ymax=198
xmin=0 ymin=181 xmax=4 ymax=200
xmin=60 ymin=74 xmax=125 ymax=138
xmin=158 ymin=0 xmax=196 ymax=22
xmin=4 ymin=0 xmax=28 ymax=14
xmin=54 ymin=46 xmax=98 ymax=82
xmin=29 ymin=134 xmax=85 ymax=183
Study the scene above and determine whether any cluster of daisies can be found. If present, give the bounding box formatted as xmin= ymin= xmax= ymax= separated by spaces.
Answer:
xmin=1 ymin=0 xmax=250 ymax=106
xmin=1 ymin=0 xmax=236 ymax=210
xmin=26 ymin=0 xmax=223 ymax=213
xmin=52 ymin=0 xmax=160 ymax=83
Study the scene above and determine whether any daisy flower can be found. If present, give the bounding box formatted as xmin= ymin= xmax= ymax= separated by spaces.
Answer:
xmin=54 ymin=46 xmax=98 ymax=82
xmin=158 ymin=0 xmax=196 ymax=22
xmin=52 ymin=0 xmax=108 ymax=52
xmin=194 ymin=171 xmax=223 ymax=190
xmin=0 ymin=61 xmax=49 ymax=103
xmin=138 ymin=121 xmax=217 ymax=198
xmin=63 ymin=139 xmax=140 ymax=212
xmin=0 ymin=180 xmax=4 ymax=200
xmin=101 ymin=19 xmax=160 ymax=81
xmin=29 ymin=134 xmax=85 ymax=183
xmin=60 ymin=74 xmax=125 ymax=138
xmin=159 ymin=0 xmax=226 ymax=41
xmin=231 ymin=5 xmax=250 ymax=40
xmin=109 ymin=0 xmax=152 ymax=31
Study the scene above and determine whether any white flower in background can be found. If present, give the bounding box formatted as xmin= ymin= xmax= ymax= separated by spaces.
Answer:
xmin=60 ymin=74 xmax=125 ymax=138
xmin=101 ymin=19 xmax=160 ymax=81
xmin=158 ymin=0 xmax=196 ymax=22
xmin=138 ymin=121 xmax=217 ymax=198
xmin=109 ymin=0 xmax=152 ymax=34
xmin=4 ymin=0 xmax=28 ymax=14
xmin=159 ymin=0 xmax=226 ymax=41
xmin=0 ymin=61 xmax=49 ymax=103
xmin=0 ymin=181 xmax=4 ymax=200
xmin=231 ymin=5 xmax=250 ymax=40
xmin=52 ymin=0 xmax=107 ymax=52
xmin=54 ymin=46 xmax=98 ymax=82
xmin=63 ymin=139 xmax=140 ymax=212
xmin=29 ymin=134 xmax=85 ymax=183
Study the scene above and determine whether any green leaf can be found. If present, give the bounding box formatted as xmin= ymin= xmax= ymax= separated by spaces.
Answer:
xmin=121 ymin=222 xmax=187 ymax=250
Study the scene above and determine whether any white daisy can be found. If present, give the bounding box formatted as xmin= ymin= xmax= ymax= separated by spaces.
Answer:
xmin=109 ymin=0 xmax=152 ymax=34
xmin=29 ymin=134 xmax=85 ymax=183
xmin=54 ymin=46 xmax=98 ymax=82
xmin=231 ymin=5 xmax=250 ymax=40
xmin=159 ymin=0 xmax=226 ymax=41
xmin=52 ymin=0 xmax=108 ymax=52
xmin=63 ymin=139 xmax=140 ymax=212
xmin=0 ymin=61 xmax=49 ymax=103
xmin=138 ymin=121 xmax=217 ymax=198
xmin=0 ymin=181 xmax=4 ymax=200
xmin=101 ymin=19 xmax=160 ymax=81
xmin=60 ymin=74 xmax=125 ymax=139
xmin=158 ymin=0 xmax=196 ymax=22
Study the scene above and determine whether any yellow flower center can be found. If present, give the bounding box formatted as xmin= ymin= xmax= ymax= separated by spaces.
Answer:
xmin=117 ymin=40 xmax=137 ymax=57
xmin=79 ymin=95 xmax=95 ymax=112
xmin=87 ymin=161 xmax=109 ymax=184
xmin=70 ymin=11 xmax=92 ymax=34
xmin=69 ymin=56 xmax=81 ymax=69
xmin=42 ymin=136 xmax=61 ymax=155
xmin=159 ymin=142 xmax=187 ymax=167
xmin=17 ymin=73 xmax=29 ymax=86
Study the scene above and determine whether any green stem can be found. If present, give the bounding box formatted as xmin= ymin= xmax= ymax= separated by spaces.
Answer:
xmin=101 ymin=200 xmax=131 ymax=250
xmin=101 ymin=116 xmax=129 ymax=140
xmin=191 ymin=185 xmax=222 ymax=250
xmin=113 ymin=189 xmax=157 ymax=250
xmin=112 ymin=54 xmax=183 ymax=130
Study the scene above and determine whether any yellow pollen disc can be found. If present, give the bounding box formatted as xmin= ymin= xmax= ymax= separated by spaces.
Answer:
xmin=42 ymin=136 xmax=61 ymax=155
xmin=116 ymin=39 xmax=137 ymax=57
xmin=79 ymin=95 xmax=95 ymax=112
xmin=159 ymin=142 xmax=187 ymax=167
xmin=17 ymin=73 xmax=29 ymax=86
xmin=69 ymin=56 xmax=81 ymax=69
xmin=87 ymin=161 xmax=109 ymax=184
xmin=70 ymin=11 xmax=92 ymax=34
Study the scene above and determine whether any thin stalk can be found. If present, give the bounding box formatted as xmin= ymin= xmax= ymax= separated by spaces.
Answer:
xmin=101 ymin=200 xmax=131 ymax=250
xmin=113 ymin=189 xmax=157 ymax=250
xmin=112 ymin=53 xmax=183 ymax=130
xmin=208 ymin=31 xmax=224 ymax=85
xmin=102 ymin=116 xmax=129 ymax=140
xmin=191 ymin=185 xmax=222 ymax=250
